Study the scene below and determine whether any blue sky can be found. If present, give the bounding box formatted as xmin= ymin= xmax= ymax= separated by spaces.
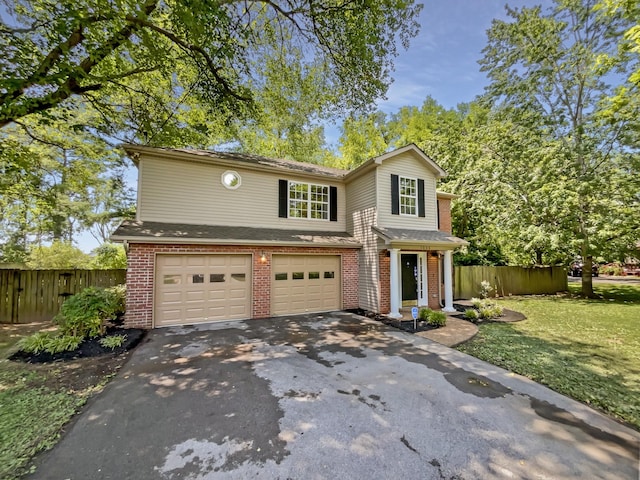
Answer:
xmin=79 ymin=0 xmax=551 ymax=252
xmin=322 ymin=0 xmax=553 ymax=146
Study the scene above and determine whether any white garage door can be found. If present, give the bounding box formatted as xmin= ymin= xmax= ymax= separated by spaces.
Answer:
xmin=272 ymin=255 xmax=341 ymax=315
xmin=155 ymin=254 xmax=251 ymax=327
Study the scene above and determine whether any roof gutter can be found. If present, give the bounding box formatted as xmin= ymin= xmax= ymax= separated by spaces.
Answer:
xmin=110 ymin=235 xmax=362 ymax=249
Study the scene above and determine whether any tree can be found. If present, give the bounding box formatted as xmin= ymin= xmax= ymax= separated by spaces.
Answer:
xmin=90 ymin=243 xmax=127 ymax=270
xmin=1 ymin=0 xmax=422 ymax=133
xmin=479 ymin=0 xmax=640 ymax=296
xmin=334 ymin=111 xmax=390 ymax=169
xmin=25 ymin=241 xmax=91 ymax=269
xmin=0 ymin=108 xmax=134 ymax=259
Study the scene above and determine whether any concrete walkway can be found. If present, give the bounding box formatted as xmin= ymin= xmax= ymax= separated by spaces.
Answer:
xmin=416 ymin=317 xmax=478 ymax=347
xmin=29 ymin=312 xmax=639 ymax=480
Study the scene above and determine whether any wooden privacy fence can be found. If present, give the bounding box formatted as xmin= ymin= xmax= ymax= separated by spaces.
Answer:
xmin=454 ymin=266 xmax=568 ymax=299
xmin=0 ymin=269 xmax=126 ymax=324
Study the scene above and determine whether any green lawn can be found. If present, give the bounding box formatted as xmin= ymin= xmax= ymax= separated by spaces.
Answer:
xmin=457 ymin=282 xmax=640 ymax=430
xmin=0 ymin=324 xmax=122 ymax=480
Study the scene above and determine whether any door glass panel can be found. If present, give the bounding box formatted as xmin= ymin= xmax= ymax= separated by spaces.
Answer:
xmin=210 ymin=274 xmax=225 ymax=283
xmin=231 ymin=273 xmax=246 ymax=281
xmin=275 ymin=273 xmax=288 ymax=280
xmin=189 ymin=274 xmax=205 ymax=284
xmin=309 ymin=272 xmax=320 ymax=279
xmin=293 ymin=272 xmax=304 ymax=280
xmin=163 ymin=275 xmax=181 ymax=284
xmin=324 ymin=271 xmax=335 ymax=279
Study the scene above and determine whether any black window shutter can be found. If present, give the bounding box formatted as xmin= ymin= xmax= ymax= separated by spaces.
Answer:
xmin=418 ymin=179 xmax=425 ymax=218
xmin=278 ymin=179 xmax=288 ymax=218
xmin=329 ymin=186 xmax=338 ymax=222
xmin=391 ymin=174 xmax=399 ymax=215
xmin=437 ymin=199 xmax=441 ymax=228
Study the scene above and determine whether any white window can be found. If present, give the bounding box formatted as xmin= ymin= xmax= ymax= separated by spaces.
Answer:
xmin=399 ymin=176 xmax=417 ymax=215
xmin=289 ymin=182 xmax=329 ymax=220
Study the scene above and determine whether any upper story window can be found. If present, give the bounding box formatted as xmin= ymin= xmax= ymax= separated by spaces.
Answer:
xmin=399 ymin=176 xmax=417 ymax=216
xmin=289 ymin=182 xmax=329 ymax=220
xmin=221 ymin=170 xmax=241 ymax=189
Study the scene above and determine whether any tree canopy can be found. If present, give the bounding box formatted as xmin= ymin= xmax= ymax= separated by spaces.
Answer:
xmin=1 ymin=0 xmax=422 ymax=137
xmin=1 ymin=0 xmax=422 ymax=258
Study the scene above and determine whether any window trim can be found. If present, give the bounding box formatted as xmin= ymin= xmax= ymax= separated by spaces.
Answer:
xmin=287 ymin=181 xmax=330 ymax=221
xmin=221 ymin=170 xmax=241 ymax=190
xmin=399 ymin=176 xmax=418 ymax=216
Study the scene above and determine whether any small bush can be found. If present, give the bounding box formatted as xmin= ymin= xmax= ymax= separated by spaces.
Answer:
xmin=419 ymin=308 xmax=432 ymax=321
xmin=479 ymin=307 xmax=494 ymax=319
xmin=99 ymin=334 xmax=127 ymax=350
xmin=471 ymin=297 xmax=483 ymax=309
xmin=480 ymin=280 xmax=494 ymax=299
xmin=44 ymin=335 xmax=83 ymax=354
xmin=428 ymin=311 xmax=447 ymax=327
xmin=18 ymin=332 xmax=57 ymax=354
xmin=18 ymin=332 xmax=83 ymax=354
xmin=55 ymin=285 xmax=125 ymax=339
xmin=464 ymin=309 xmax=479 ymax=321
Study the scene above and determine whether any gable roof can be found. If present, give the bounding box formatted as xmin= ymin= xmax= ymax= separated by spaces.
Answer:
xmin=122 ymin=145 xmax=347 ymax=180
xmin=344 ymin=144 xmax=447 ymax=181
xmin=121 ymin=143 xmax=447 ymax=182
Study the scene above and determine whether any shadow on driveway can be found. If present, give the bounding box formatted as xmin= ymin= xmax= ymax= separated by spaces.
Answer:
xmin=29 ymin=312 xmax=639 ymax=480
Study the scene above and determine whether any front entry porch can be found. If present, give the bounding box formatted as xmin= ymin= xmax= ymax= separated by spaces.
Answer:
xmin=371 ymin=225 xmax=468 ymax=319
xmin=388 ymin=248 xmax=456 ymax=319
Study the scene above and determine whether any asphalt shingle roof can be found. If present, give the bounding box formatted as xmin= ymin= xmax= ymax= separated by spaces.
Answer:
xmin=111 ymin=220 xmax=361 ymax=247
xmin=372 ymin=226 xmax=468 ymax=245
xmin=123 ymin=145 xmax=347 ymax=179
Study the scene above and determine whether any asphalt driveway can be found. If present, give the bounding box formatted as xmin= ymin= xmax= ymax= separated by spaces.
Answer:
xmin=30 ymin=312 xmax=639 ymax=479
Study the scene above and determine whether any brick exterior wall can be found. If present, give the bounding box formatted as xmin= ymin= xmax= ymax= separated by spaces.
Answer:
xmin=125 ymin=243 xmax=359 ymax=329
xmin=427 ymin=254 xmax=442 ymax=309
xmin=377 ymin=249 xmax=443 ymax=312
xmin=379 ymin=250 xmax=390 ymax=314
xmin=437 ymin=198 xmax=452 ymax=234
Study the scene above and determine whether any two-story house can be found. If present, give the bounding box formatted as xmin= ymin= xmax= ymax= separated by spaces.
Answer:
xmin=111 ymin=144 xmax=467 ymax=329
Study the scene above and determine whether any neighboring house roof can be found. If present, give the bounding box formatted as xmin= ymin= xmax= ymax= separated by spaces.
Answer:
xmin=122 ymin=145 xmax=347 ymax=179
xmin=111 ymin=220 xmax=361 ymax=248
xmin=372 ymin=226 xmax=468 ymax=249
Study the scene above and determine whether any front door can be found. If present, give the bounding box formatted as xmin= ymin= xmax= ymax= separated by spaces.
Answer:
xmin=401 ymin=254 xmax=418 ymax=306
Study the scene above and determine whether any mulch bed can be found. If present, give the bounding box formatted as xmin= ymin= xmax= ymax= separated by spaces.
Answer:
xmin=345 ymin=308 xmax=439 ymax=334
xmin=9 ymin=327 xmax=145 ymax=364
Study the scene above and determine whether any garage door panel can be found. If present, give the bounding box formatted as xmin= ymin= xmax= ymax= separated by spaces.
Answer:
xmin=184 ymin=256 xmax=206 ymax=267
xmin=155 ymin=254 xmax=251 ymax=327
xmin=185 ymin=291 xmax=205 ymax=301
xmin=271 ymin=255 xmax=340 ymax=315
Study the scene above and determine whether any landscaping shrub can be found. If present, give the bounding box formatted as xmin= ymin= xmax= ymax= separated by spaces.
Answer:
xmin=18 ymin=332 xmax=57 ymax=354
xmin=464 ymin=309 xmax=479 ymax=321
xmin=480 ymin=280 xmax=494 ymax=299
xmin=99 ymin=334 xmax=127 ymax=350
xmin=18 ymin=332 xmax=83 ymax=355
xmin=428 ymin=311 xmax=447 ymax=327
xmin=55 ymin=285 xmax=125 ymax=339
xmin=419 ymin=308 xmax=432 ymax=321
xmin=466 ymin=299 xmax=503 ymax=321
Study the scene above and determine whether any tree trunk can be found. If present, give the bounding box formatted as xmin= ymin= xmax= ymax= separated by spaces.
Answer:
xmin=535 ymin=249 xmax=543 ymax=265
xmin=581 ymin=248 xmax=595 ymax=298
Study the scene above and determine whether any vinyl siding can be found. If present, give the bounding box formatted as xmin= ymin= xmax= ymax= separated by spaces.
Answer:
xmin=345 ymin=171 xmax=379 ymax=312
xmin=376 ymin=151 xmax=438 ymax=229
xmin=138 ymin=155 xmax=346 ymax=231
